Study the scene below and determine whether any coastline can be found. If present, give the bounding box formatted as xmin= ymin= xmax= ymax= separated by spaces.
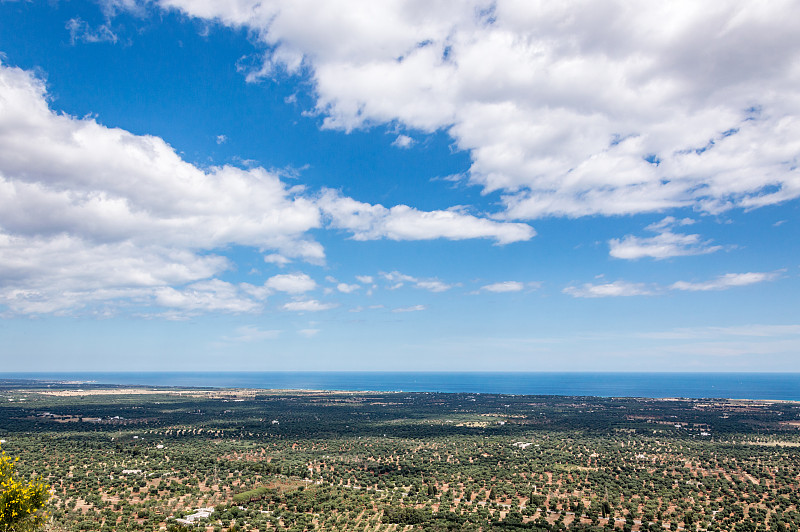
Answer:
xmin=3 ymin=371 xmax=800 ymax=401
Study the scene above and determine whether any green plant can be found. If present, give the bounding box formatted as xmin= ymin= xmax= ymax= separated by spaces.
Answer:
xmin=0 ymin=445 xmax=49 ymax=532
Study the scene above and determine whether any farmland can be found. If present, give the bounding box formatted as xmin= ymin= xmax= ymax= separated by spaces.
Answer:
xmin=1 ymin=380 xmax=798 ymax=531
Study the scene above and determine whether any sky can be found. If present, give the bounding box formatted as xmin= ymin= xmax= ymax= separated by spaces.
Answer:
xmin=0 ymin=0 xmax=798 ymax=372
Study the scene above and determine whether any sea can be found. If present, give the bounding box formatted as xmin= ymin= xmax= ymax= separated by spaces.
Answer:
xmin=2 ymin=372 xmax=799 ymax=401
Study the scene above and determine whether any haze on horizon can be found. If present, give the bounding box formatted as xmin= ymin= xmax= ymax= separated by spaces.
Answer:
xmin=0 ymin=0 xmax=798 ymax=372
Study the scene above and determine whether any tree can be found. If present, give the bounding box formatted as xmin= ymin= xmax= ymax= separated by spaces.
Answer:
xmin=0 ymin=445 xmax=49 ymax=532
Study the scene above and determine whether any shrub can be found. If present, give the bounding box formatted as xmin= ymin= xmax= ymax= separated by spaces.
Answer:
xmin=0 ymin=445 xmax=49 ymax=532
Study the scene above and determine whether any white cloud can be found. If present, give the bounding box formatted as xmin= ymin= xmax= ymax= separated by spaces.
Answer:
xmin=610 ymin=217 xmax=721 ymax=260
xmin=265 ymin=272 xmax=316 ymax=293
xmin=414 ymin=280 xmax=453 ymax=293
xmin=66 ymin=17 xmax=119 ymax=44
xmin=480 ymin=281 xmax=525 ymax=293
xmin=0 ymin=234 xmax=227 ymax=315
xmin=298 ymin=328 xmax=320 ymax=337
xmin=264 ymin=253 xmax=291 ymax=266
xmin=154 ymin=279 xmax=262 ymax=314
xmin=282 ymin=299 xmax=337 ymax=312
xmin=563 ymin=281 xmax=655 ymax=298
xmin=216 ymin=134 xmax=227 ymax=144
xmin=670 ymin=271 xmax=780 ymax=291
xmin=645 ymin=216 xmax=695 ymax=232
xmin=610 ymin=232 xmax=721 ymax=260
xmin=337 ymin=283 xmax=359 ymax=293
xmin=98 ymin=0 xmax=143 ymax=18
xmin=393 ymin=304 xmax=426 ymax=313
xmin=608 ymin=221 xmax=722 ymax=260
xmin=381 ymin=271 xmax=417 ymax=289
xmin=564 ymin=270 xmax=781 ymax=298
xmin=318 ymin=191 xmax=534 ymax=245
xmin=0 ymin=61 xmax=527 ymax=315
xmin=160 ymin=0 xmax=800 ymax=219
xmin=0 ymin=61 xmax=324 ymax=314
xmin=391 ymin=134 xmax=415 ymax=149
xmin=355 ymin=275 xmax=373 ymax=284
xmin=381 ymin=271 xmax=454 ymax=292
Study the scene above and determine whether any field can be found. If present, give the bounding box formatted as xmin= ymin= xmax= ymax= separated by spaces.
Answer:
xmin=1 ymin=379 xmax=799 ymax=531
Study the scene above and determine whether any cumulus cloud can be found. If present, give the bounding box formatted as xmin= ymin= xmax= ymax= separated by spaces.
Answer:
xmin=158 ymin=0 xmax=800 ymax=218
xmin=264 ymin=253 xmax=291 ymax=266
xmin=480 ymin=281 xmax=525 ymax=293
xmin=153 ymin=279 xmax=262 ymax=314
xmin=355 ymin=275 xmax=373 ymax=284
xmin=0 ymin=61 xmax=529 ymax=315
xmin=610 ymin=232 xmax=721 ymax=260
xmin=318 ymin=191 xmax=534 ymax=244
xmin=563 ymin=280 xmax=655 ymax=298
xmin=381 ymin=271 xmax=417 ymax=289
xmin=282 ymin=299 xmax=337 ymax=312
xmin=381 ymin=271 xmax=455 ymax=292
xmin=0 ymin=61 xmax=324 ymax=313
xmin=265 ymin=273 xmax=317 ymax=293
xmin=564 ymin=271 xmax=781 ymax=298
xmin=336 ymin=283 xmax=359 ymax=293
xmin=0 ymin=234 xmax=227 ymax=315
xmin=393 ymin=304 xmax=426 ymax=313
xmin=609 ymin=217 xmax=721 ymax=260
xmin=670 ymin=271 xmax=781 ymax=291
xmin=391 ymin=134 xmax=415 ymax=149
xmin=415 ymin=280 xmax=453 ymax=293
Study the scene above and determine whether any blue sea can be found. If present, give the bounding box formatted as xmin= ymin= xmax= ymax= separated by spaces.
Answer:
xmin=2 ymin=372 xmax=799 ymax=401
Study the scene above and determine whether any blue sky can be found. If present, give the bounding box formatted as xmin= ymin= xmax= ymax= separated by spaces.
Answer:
xmin=0 ymin=0 xmax=798 ymax=371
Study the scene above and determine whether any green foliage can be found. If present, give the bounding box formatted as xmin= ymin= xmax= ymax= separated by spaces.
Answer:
xmin=232 ymin=485 xmax=277 ymax=504
xmin=1 ymin=381 xmax=799 ymax=531
xmin=0 ymin=445 xmax=49 ymax=532
xmin=383 ymin=506 xmax=427 ymax=524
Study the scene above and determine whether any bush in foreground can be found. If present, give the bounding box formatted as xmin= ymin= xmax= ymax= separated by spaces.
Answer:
xmin=0 ymin=445 xmax=49 ymax=532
